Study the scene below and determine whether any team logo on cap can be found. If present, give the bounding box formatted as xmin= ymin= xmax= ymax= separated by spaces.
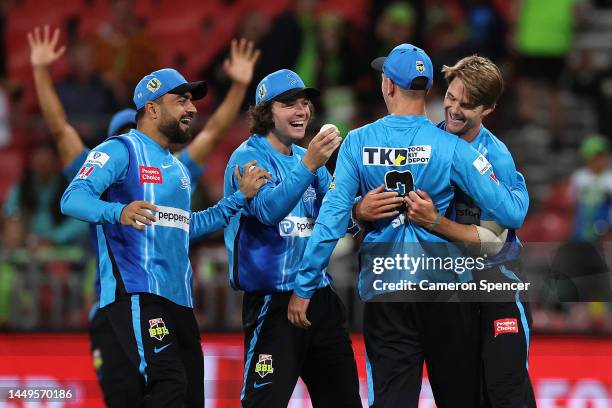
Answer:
xmin=146 ymin=78 xmax=162 ymax=93
xmin=416 ymin=60 xmax=425 ymax=73
xmin=258 ymin=84 xmax=267 ymax=101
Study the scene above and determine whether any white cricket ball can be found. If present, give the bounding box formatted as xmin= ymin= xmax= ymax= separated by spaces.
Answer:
xmin=320 ymin=123 xmax=339 ymax=134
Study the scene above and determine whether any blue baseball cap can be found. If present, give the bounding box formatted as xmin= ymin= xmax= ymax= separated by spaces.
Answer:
xmin=107 ymin=108 xmax=136 ymax=137
xmin=255 ymin=69 xmax=319 ymax=105
xmin=371 ymin=43 xmax=433 ymax=90
xmin=133 ymin=68 xmax=207 ymax=110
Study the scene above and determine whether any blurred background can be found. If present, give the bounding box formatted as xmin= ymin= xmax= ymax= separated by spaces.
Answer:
xmin=1 ymin=0 xmax=612 ymax=405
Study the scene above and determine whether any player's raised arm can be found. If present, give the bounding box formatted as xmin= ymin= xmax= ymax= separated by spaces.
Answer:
xmin=28 ymin=25 xmax=85 ymax=167
xmin=186 ymin=38 xmax=260 ymax=166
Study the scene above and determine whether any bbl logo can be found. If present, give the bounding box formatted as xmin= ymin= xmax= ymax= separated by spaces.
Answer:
xmin=255 ymin=354 xmax=274 ymax=378
xmin=147 ymin=78 xmax=162 ymax=93
xmin=149 ymin=318 xmax=170 ymax=341
xmin=416 ymin=60 xmax=425 ymax=73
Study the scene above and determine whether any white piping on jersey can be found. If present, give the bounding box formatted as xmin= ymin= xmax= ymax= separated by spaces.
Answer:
xmin=174 ymin=155 xmax=193 ymax=305
xmin=140 ymin=137 xmax=160 ymax=295
xmin=127 ymin=134 xmax=158 ymax=294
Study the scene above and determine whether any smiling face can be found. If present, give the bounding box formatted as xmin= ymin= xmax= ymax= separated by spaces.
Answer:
xmin=269 ymin=96 xmax=312 ymax=143
xmin=443 ymin=77 xmax=492 ymax=139
xmin=156 ymin=92 xmax=196 ymax=144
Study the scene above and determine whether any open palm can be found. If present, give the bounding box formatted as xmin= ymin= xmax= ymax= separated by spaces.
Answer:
xmin=223 ymin=38 xmax=260 ymax=86
xmin=27 ymin=25 xmax=66 ymax=68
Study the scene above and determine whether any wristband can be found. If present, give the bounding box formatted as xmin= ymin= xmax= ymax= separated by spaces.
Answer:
xmin=429 ymin=212 xmax=442 ymax=231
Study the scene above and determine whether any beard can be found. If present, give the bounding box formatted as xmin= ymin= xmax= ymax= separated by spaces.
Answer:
xmin=158 ymin=113 xmax=191 ymax=144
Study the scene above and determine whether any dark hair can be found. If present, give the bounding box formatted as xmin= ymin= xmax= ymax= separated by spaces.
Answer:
xmin=247 ymin=99 xmax=315 ymax=135
xmin=247 ymin=101 xmax=274 ymax=134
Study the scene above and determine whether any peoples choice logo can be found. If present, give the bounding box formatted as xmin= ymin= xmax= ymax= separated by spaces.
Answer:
xmin=278 ymin=216 xmax=314 ymax=237
xmin=255 ymin=354 xmax=274 ymax=378
xmin=154 ymin=205 xmax=190 ymax=232
xmin=363 ymin=146 xmax=431 ymax=166
xmin=494 ymin=318 xmax=518 ymax=337
xmin=149 ymin=318 xmax=170 ymax=341
xmin=139 ymin=166 xmax=163 ymax=184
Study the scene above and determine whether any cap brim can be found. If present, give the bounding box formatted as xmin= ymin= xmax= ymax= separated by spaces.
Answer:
xmin=273 ymin=87 xmax=320 ymax=102
xmin=169 ymin=80 xmax=208 ymax=100
xmin=371 ymin=57 xmax=386 ymax=71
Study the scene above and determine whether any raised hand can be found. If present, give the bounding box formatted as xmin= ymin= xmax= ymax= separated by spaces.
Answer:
xmin=302 ymin=125 xmax=342 ymax=172
xmin=223 ymin=38 xmax=261 ymax=86
xmin=27 ymin=25 xmax=66 ymax=68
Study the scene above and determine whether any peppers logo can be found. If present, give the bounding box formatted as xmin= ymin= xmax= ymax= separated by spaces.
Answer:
xmin=149 ymin=318 xmax=170 ymax=341
xmin=255 ymin=354 xmax=274 ymax=378
xmin=146 ymin=78 xmax=162 ymax=93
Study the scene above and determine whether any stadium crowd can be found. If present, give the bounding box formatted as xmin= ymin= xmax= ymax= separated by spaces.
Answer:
xmin=0 ymin=0 xmax=612 ymax=334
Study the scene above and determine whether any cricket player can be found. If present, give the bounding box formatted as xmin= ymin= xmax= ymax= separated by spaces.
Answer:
xmin=224 ymin=69 xmax=361 ymax=407
xmin=289 ymin=44 xmax=529 ymax=407
xmin=29 ymin=25 xmax=261 ymax=407
xmin=359 ymin=55 xmax=536 ymax=407
xmin=61 ymin=67 xmax=268 ymax=407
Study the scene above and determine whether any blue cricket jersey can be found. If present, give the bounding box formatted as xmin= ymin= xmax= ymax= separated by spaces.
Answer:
xmin=223 ymin=134 xmax=334 ymax=293
xmin=61 ymin=129 xmax=246 ymax=308
xmin=294 ymin=115 xmax=529 ymax=300
xmin=62 ymin=145 xmax=206 ymax=309
xmin=439 ymin=123 xmax=522 ymax=267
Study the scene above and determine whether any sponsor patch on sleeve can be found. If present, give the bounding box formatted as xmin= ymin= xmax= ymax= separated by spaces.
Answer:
xmin=85 ymin=151 xmax=110 ymax=167
xmin=494 ymin=318 xmax=518 ymax=337
xmin=76 ymin=165 xmax=95 ymax=179
xmin=472 ymin=154 xmax=492 ymax=175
